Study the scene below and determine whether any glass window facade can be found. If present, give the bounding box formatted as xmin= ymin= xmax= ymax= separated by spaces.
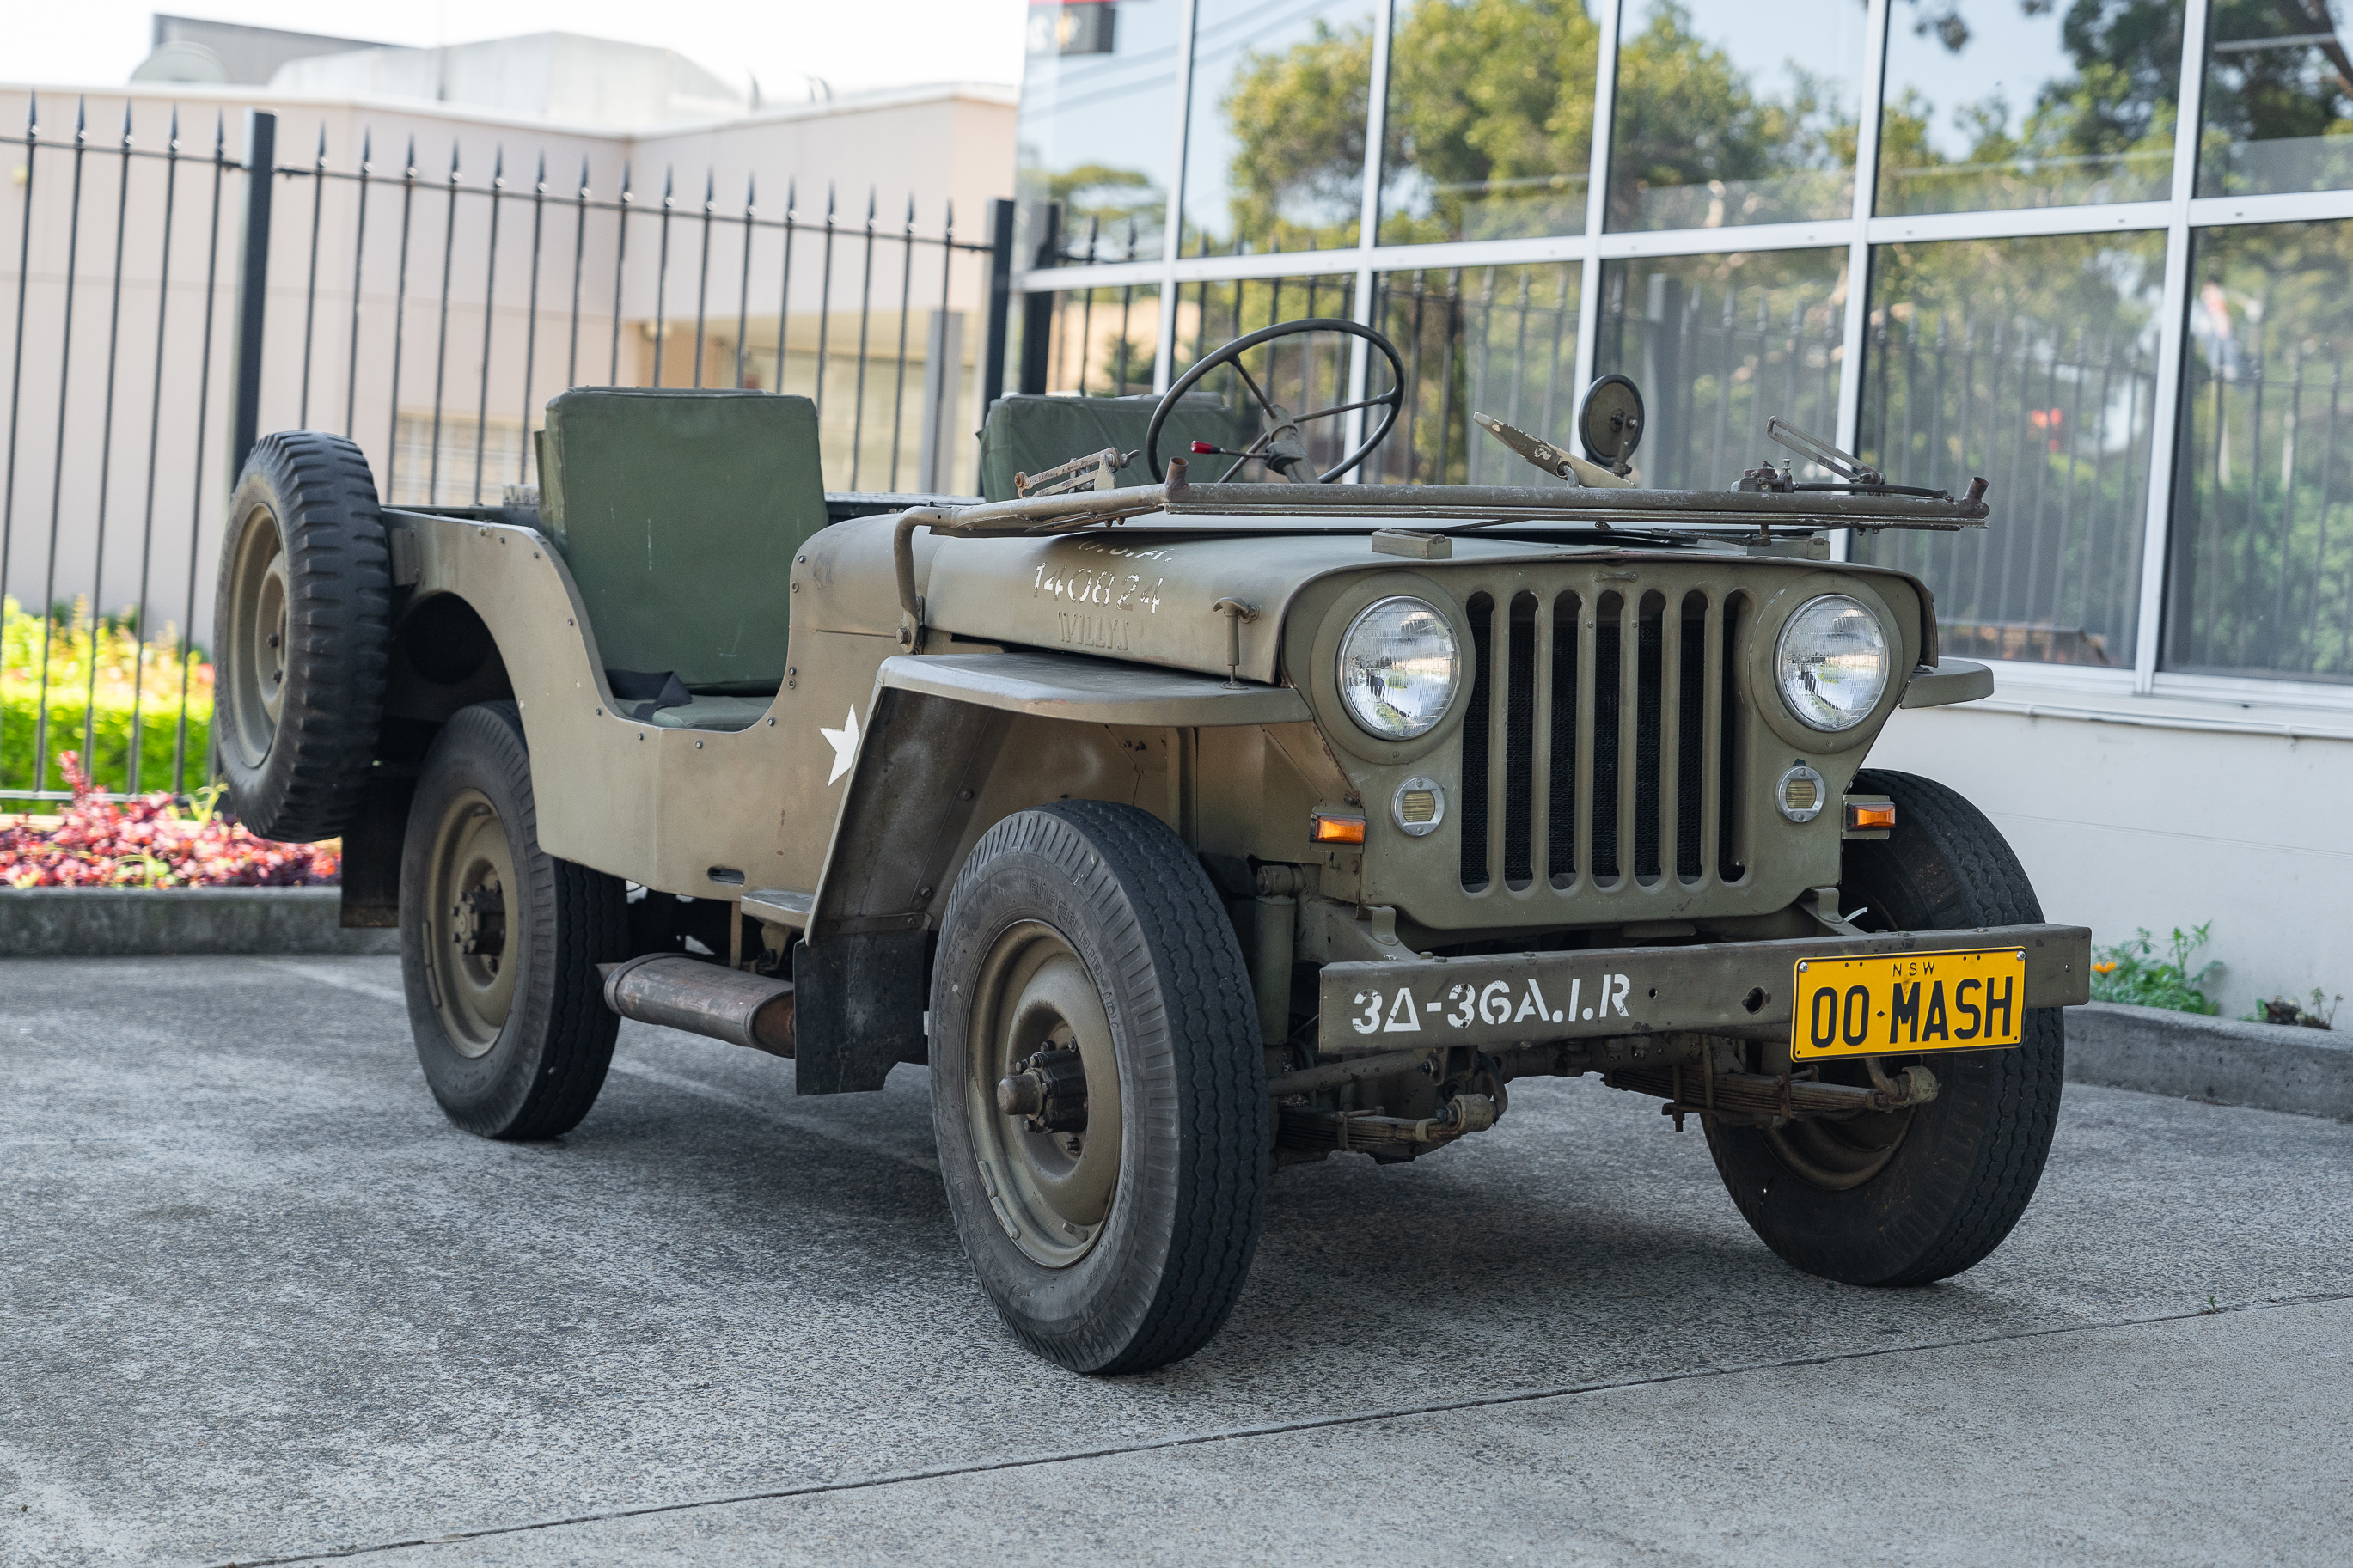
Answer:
xmin=1016 ymin=0 xmax=1188 ymax=266
xmin=1370 ymin=263 xmax=1583 ymax=483
xmin=1605 ymin=0 xmax=1867 ymax=232
xmin=2197 ymin=3 xmax=2353 ymax=197
xmin=1878 ymin=1 xmax=2182 ymax=216
xmin=2167 ymin=221 xmax=2353 ymax=680
xmin=1378 ymin=1 xmax=1600 ymax=244
xmin=1011 ymin=0 xmax=2353 ymax=696
xmin=1858 ymin=234 xmax=2166 ymax=668
xmin=1595 ymin=250 xmax=1846 ymax=488
xmin=1040 ymin=284 xmax=1166 ymax=396
xmin=1181 ymin=0 xmax=1381 ymax=256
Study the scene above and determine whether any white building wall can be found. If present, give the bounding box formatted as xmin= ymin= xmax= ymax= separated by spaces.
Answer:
xmin=1870 ymin=674 xmax=2353 ymax=1019
xmin=0 ymin=80 xmax=1015 ymax=647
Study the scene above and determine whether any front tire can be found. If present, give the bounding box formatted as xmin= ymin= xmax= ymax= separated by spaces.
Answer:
xmin=930 ymin=802 xmax=1268 ymax=1374
xmin=400 ymin=703 xmax=627 ymax=1139
xmin=1705 ymin=769 xmax=2064 ymax=1285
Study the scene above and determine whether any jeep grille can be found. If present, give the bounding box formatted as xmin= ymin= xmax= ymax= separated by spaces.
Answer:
xmin=1458 ymin=577 xmax=1748 ymax=896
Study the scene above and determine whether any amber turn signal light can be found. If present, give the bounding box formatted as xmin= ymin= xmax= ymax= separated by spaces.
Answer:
xmin=1846 ymin=801 xmax=1898 ymax=832
xmin=1311 ymin=810 xmax=1367 ymax=845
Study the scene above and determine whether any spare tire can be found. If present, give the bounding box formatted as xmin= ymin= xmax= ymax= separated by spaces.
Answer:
xmin=213 ymin=431 xmax=393 ymax=841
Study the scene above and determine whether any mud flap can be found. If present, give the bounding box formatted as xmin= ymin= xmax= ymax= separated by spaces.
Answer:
xmin=791 ymin=930 xmax=930 ymax=1094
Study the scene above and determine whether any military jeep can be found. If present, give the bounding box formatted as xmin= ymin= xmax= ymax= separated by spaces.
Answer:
xmin=215 ymin=317 xmax=2090 ymax=1375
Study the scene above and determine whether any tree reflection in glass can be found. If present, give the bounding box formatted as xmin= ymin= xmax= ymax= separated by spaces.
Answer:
xmin=2167 ymin=222 xmax=2353 ymax=680
xmin=1593 ymin=250 xmax=1848 ymax=487
xmin=1185 ymin=0 xmax=1380 ymax=257
xmin=2198 ymin=0 xmax=2353 ymax=196
xmin=1878 ymin=1 xmax=2183 ymax=216
xmin=1604 ymin=0 xmax=1867 ymax=232
xmin=1377 ymin=1 xmax=1603 ymax=244
xmin=1856 ymin=234 xmax=2164 ymax=668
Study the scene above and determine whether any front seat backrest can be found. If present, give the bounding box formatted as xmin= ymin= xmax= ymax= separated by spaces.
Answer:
xmin=537 ymin=388 xmax=825 ymax=691
xmin=976 ymin=392 xmax=1260 ymax=503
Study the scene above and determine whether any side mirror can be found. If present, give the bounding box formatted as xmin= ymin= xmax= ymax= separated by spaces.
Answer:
xmin=1578 ymin=374 xmax=1645 ymax=476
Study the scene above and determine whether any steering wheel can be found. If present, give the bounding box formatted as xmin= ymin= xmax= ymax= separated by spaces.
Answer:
xmin=1145 ymin=317 xmax=1406 ymax=484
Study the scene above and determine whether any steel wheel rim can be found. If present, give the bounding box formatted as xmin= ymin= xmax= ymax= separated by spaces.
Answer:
xmin=1763 ymin=1056 xmax=1915 ymax=1191
xmin=963 ymin=920 xmax=1122 ymax=1268
xmin=421 ymin=787 xmax=520 ymax=1058
xmin=223 ymin=504 xmax=290 ymax=769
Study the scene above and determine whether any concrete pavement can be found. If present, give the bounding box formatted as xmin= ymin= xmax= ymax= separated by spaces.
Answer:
xmin=3 ymin=955 xmax=2348 ymax=1566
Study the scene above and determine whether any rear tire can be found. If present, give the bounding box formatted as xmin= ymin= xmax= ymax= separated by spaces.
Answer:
xmin=930 ymin=802 xmax=1268 ymax=1374
xmin=1704 ymin=769 xmax=2063 ymax=1285
xmin=213 ymin=431 xmax=392 ymax=841
xmin=400 ymin=703 xmax=626 ymax=1139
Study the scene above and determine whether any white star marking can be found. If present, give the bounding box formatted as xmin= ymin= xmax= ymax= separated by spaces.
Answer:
xmin=820 ymin=706 xmax=861 ymax=785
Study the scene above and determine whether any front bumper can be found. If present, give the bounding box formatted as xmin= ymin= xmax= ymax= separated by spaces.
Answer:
xmin=1316 ymin=923 xmax=2091 ymax=1054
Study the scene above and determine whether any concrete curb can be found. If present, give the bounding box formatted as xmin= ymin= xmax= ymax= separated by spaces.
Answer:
xmin=0 ymin=887 xmax=400 ymax=957
xmin=2069 ymin=1000 xmax=2352 ymax=1121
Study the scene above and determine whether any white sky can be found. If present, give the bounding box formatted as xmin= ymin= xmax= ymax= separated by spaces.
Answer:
xmin=2 ymin=1 xmax=1030 ymax=98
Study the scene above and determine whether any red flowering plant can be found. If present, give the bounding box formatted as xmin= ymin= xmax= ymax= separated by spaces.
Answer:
xmin=0 ymin=751 xmax=339 ymax=888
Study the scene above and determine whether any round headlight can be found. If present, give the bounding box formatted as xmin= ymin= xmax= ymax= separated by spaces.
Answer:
xmin=1338 ymin=596 xmax=1459 ymax=740
xmin=1775 ymin=595 xmax=1890 ymax=731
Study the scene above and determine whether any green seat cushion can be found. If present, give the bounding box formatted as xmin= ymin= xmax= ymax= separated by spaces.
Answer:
xmin=642 ymin=695 xmax=775 ymax=733
xmin=539 ymin=388 xmax=827 ymax=688
xmin=976 ymin=393 xmax=1260 ymax=503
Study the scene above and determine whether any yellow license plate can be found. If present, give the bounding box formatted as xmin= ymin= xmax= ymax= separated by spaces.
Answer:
xmin=1792 ymin=948 xmax=2027 ymax=1060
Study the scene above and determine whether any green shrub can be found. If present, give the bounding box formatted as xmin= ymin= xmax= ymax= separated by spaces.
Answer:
xmin=2091 ymin=924 xmax=2222 ymax=1016
xmin=1 ymin=597 xmax=211 ymax=796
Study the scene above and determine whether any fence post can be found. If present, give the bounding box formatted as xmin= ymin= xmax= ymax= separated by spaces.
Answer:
xmin=228 ymin=108 xmax=275 ymax=485
xmin=1018 ymin=202 xmax=1059 ymax=394
xmin=981 ymin=198 xmax=1015 ymax=415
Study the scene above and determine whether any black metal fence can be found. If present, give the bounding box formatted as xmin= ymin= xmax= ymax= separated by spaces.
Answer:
xmin=2167 ymin=344 xmax=2353 ymax=683
xmin=1 ymin=97 xmax=1014 ymax=803
xmin=1861 ymin=312 xmax=2158 ymax=668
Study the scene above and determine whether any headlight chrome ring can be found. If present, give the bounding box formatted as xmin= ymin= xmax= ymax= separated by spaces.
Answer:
xmin=1775 ymin=594 xmax=1890 ymax=732
xmin=1337 ymin=595 xmax=1460 ymax=741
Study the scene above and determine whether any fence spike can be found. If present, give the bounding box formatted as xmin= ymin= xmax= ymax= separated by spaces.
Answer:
xmin=785 ymin=176 xmax=796 ymax=217
xmin=403 ymin=135 xmax=415 ymax=177
xmin=447 ymin=140 xmax=460 ymax=180
xmin=75 ymin=95 xmax=86 ymax=141
xmin=534 ymin=150 xmax=546 ymax=192
xmin=663 ymin=164 xmax=674 ymax=203
xmin=24 ymin=91 xmax=35 ymax=137
xmin=314 ymin=123 xmax=326 ymax=163
xmin=213 ymin=112 xmax=223 ymax=156
xmin=118 ymin=100 xmax=131 ymax=146
xmin=492 ymin=145 xmax=504 ymax=186
xmin=865 ymin=186 xmax=875 ymax=223
xmin=167 ymin=103 xmax=178 ymax=150
xmin=620 ymin=162 xmax=633 ymax=199
xmin=826 ymin=181 xmax=835 ymax=217
xmin=905 ymin=192 xmax=914 ymax=225
xmin=578 ymin=156 xmax=590 ymax=197
xmin=944 ymin=197 xmax=952 ymax=231
xmin=704 ymin=167 xmax=713 ymax=206
xmin=359 ymin=127 xmax=370 ymax=172
xmin=745 ymin=171 xmax=755 ymax=211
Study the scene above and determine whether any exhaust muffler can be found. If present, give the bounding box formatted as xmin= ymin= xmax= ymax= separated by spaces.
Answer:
xmin=601 ymin=954 xmax=797 ymax=1057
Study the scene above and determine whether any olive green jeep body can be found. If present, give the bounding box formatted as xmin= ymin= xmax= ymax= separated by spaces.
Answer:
xmin=217 ymin=351 xmax=2090 ymax=1373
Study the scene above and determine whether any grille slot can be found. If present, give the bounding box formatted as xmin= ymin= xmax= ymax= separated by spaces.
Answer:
xmin=1457 ymin=575 xmax=1745 ymax=899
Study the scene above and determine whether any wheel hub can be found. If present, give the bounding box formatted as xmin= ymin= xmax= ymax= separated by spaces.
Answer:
xmin=966 ymin=924 xmax=1121 ymax=1267
xmin=422 ymin=791 xmax=520 ymax=1059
